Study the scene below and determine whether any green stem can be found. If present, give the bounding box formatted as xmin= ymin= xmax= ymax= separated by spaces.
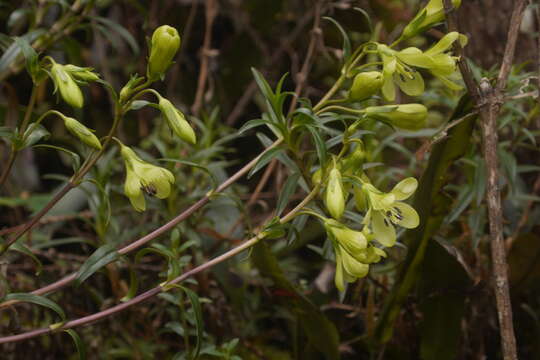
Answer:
xmin=315 ymin=105 xmax=364 ymax=116
xmin=0 ymin=104 xmax=125 ymax=255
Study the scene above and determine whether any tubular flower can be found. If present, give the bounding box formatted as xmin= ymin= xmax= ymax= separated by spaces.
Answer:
xmin=119 ymin=142 xmax=175 ymax=212
xmin=395 ymin=32 xmax=466 ymax=91
xmin=325 ymin=167 xmax=346 ymax=220
xmin=325 ymin=220 xmax=386 ymax=291
xmin=158 ymin=97 xmax=197 ymax=144
xmin=62 ymin=116 xmax=102 ymax=150
xmin=49 ymin=63 xmax=84 ymax=108
xmin=401 ymin=0 xmax=462 ymax=41
xmin=361 ymin=178 xmax=420 ymax=247
xmin=147 ymin=25 xmax=181 ymax=80
xmin=364 ymin=104 xmax=428 ymax=130
xmin=377 ymin=44 xmax=425 ymax=101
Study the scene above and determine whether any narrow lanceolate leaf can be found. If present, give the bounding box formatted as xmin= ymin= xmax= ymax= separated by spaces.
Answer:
xmin=247 ymin=146 xmax=284 ymax=179
xmin=3 ymin=293 xmax=66 ymax=321
xmin=11 ymin=241 xmax=43 ymax=275
xmin=64 ymin=329 xmax=87 ymax=360
xmin=75 ymin=243 xmax=120 ymax=286
xmin=323 ymin=17 xmax=351 ymax=61
xmin=306 ymin=125 xmax=327 ymax=167
xmin=13 ymin=36 xmax=43 ymax=83
xmin=276 ymin=172 xmax=301 ymax=216
xmin=181 ymin=286 xmax=203 ymax=360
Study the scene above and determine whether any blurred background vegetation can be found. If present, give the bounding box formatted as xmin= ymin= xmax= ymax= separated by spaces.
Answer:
xmin=1 ymin=0 xmax=540 ymax=359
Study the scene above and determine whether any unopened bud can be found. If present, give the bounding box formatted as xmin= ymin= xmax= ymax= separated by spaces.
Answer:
xmin=147 ymin=25 xmax=181 ymax=80
xmin=158 ymin=97 xmax=196 ymax=144
xmin=349 ymin=71 xmax=383 ymax=101
xmin=63 ymin=65 xmax=100 ymax=82
xmin=364 ymin=104 xmax=427 ymax=130
xmin=50 ymin=63 xmax=84 ymax=108
xmin=325 ymin=168 xmax=345 ymax=220
xmin=63 ymin=116 xmax=102 ymax=149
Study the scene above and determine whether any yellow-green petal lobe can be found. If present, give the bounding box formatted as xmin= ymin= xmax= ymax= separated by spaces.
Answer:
xmin=372 ymin=210 xmax=396 ymax=247
xmin=391 ymin=177 xmax=418 ymax=200
xmin=392 ymin=202 xmax=420 ymax=229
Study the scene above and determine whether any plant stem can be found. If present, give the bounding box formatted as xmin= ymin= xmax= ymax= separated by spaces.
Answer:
xmin=0 ymin=138 xmax=284 ymax=308
xmin=0 ymin=104 xmax=124 ymax=256
xmin=0 ymin=186 xmax=318 ymax=344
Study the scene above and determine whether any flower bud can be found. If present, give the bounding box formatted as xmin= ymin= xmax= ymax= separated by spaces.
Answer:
xmin=158 ymin=97 xmax=196 ymax=144
xmin=349 ymin=71 xmax=383 ymax=101
xmin=354 ymin=186 xmax=368 ymax=212
xmin=119 ymin=76 xmax=145 ymax=104
xmin=401 ymin=0 xmax=462 ymax=41
xmin=341 ymin=142 xmax=365 ymax=174
xmin=364 ymin=104 xmax=427 ymax=130
xmin=63 ymin=65 xmax=100 ymax=82
xmin=50 ymin=63 xmax=84 ymax=108
xmin=63 ymin=116 xmax=102 ymax=150
xmin=311 ymin=168 xmax=322 ymax=186
xmin=325 ymin=168 xmax=345 ymax=220
xmin=147 ymin=25 xmax=181 ymax=80
xmin=325 ymin=219 xmax=367 ymax=254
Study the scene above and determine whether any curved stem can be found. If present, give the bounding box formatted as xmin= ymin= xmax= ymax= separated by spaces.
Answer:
xmin=0 ymin=138 xmax=284 ymax=308
xmin=0 ymin=185 xmax=318 ymax=344
xmin=0 ymin=105 xmax=124 ymax=256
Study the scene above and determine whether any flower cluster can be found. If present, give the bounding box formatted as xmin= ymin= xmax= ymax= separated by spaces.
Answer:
xmin=320 ymin=147 xmax=420 ymax=290
xmin=48 ymin=60 xmax=100 ymax=108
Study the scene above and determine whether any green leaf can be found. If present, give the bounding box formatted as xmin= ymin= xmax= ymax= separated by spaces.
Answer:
xmin=248 ymin=146 xmax=284 ymax=179
xmin=93 ymin=16 xmax=140 ymax=55
xmin=251 ymin=242 xmax=340 ymax=359
xmin=120 ymin=264 xmax=139 ymax=302
xmin=13 ymin=36 xmax=44 ymax=83
xmin=238 ymin=118 xmax=272 ymax=134
xmin=3 ymin=293 xmax=65 ymax=321
xmin=353 ymin=7 xmax=373 ymax=33
xmin=251 ymin=67 xmax=275 ymax=104
xmin=0 ymin=29 xmax=45 ymax=75
xmin=18 ymin=123 xmax=50 ymax=150
xmin=33 ymin=144 xmax=81 ymax=171
xmin=323 ymin=17 xmax=351 ymax=61
xmin=11 ymin=241 xmax=42 ymax=275
xmin=181 ymin=286 xmax=203 ymax=360
xmin=64 ymin=329 xmax=87 ymax=360
xmin=75 ymin=243 xmax=120 ymax=286
xmin=276 ymin=173 xmax=300 ymax=216
xmin=306 ymin=125 xmax=327 ymax=166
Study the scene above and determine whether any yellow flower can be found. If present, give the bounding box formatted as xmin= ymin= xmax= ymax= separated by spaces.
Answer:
xmin=325 ymin=220 xmax=386 ymax=291
xmin=119 ymin=142 xmax=175 ymax=212
xmin=361 ymin=178 xmax=420 ymax=247
xmin=401 ymin=0 xmax=462 ymax=41
xmin=147 ymin=25 xmax=181 ymax=80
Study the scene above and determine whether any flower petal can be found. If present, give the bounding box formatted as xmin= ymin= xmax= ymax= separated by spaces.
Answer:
xmin=392 ymin=202 xmax=420 ymax=229
xmin=334 ymin=250 xmax=346 ymax=292
xmin=395 ymin=69 xmax=425 ymax=96
xmin=372 ymin=211 xmax=396 ymax=247
xmin=426 ymin=31 xmax=459 ymax=56
xmin=391 ymin=177 xmax=418 ymax=200
xmin=340 ymin=247 xmax=369 ymax=278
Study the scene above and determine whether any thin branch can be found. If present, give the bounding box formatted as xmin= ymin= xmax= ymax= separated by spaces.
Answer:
xmin=287 ymin=0 xmax=324 ymax=115
xmin=443 ymin=1 xmax=528 ymax=359
xmin=0 ymin=139 xmax=283 ymax=309
xmin=0 ymin=185 xmax=319 ymax=344
xmin=191 ymin=0 xmax=218 ymax=115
